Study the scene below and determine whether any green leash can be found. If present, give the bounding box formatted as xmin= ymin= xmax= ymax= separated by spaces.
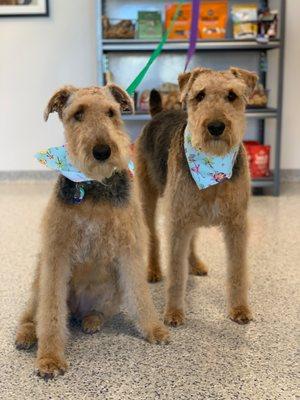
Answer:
xmin=126 ymin=0 xmax=184 ymax=96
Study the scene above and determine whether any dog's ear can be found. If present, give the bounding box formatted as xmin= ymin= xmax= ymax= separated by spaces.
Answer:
xmin=44 ymin=86 xmax=77 ymax=121
xmin=106 ymin=83 xmax=134 ymax=113
xmin=178 ymin=68 xmax=211 ymax=103
xmin=149 ymin=89 xmax=163 ymax=117
xmin=230 ymin=67 xmax=258 ymax=95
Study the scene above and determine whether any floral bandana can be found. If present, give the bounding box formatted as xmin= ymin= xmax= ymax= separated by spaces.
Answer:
xmin=184 ymin=127 xmax=239 ymax=190
xmin=35 ymin=145 xmax=134 ymax=204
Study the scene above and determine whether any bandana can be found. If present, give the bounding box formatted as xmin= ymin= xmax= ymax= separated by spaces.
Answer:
xmin=184 ymin=127 xmax=239 ymax=190
xmin=35 ymin=145 xmax=134 ymax=204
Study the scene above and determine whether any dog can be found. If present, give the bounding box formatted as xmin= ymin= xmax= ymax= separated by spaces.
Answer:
xmin=15 ymin=84 xmax=169 ymax=379
xmin=135 ymin=67 xmax=258 ymax=327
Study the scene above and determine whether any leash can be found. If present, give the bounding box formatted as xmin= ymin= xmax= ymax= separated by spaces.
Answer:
xmin=126 ymin=0 xmax=201 ymax=95
xmin=126 ymin=0 xmax=184 ymax=96
xmin=184 ymin=0 xmax=201 ymax=71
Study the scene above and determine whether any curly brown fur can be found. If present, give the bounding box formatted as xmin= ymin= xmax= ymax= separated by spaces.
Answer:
xmin=15 ymin=84 xmax=169 ymax=379
xmin=135 ymin=67 xmax=257 ymax=326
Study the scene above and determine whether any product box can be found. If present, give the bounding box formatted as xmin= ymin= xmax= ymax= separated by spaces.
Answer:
xmin=244 ymin=141 xmax=271 ymax=178
xmin=165 ymin=3 xmax=192 ymax=39
xmin=199 ymin=0 xmax=228 ymax=39
xmin=138 ymin=11 xmax=163 ymax=40
xmin=232 ymin=4 xmax=258 ymax=39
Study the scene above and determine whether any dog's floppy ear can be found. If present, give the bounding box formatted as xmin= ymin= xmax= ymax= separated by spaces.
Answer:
xmin=44 ymin=86 xmax=77 ymax=121
xmin=178 ymin=67 xmax=211 ymax=103
xmin=178 ymin=71 xmax=192 ymax=103
xmin=230 ymin=67 xmax=258 ymax=96
xmin=106 ymin=83 xmax=134 ymax=113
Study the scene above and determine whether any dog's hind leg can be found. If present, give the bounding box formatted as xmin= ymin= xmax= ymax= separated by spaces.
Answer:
xmin=81 ymin=312 xmax=104 ymax=334
xmin=136 ymin=155 xmax=162 ymax=283
xmin=223 ymin=214 xmax=252 ymax=324
xmin=188 ymin=231 xmax=208 ymax=276
xmin=15 ymin=258 xmax=41 ymax=350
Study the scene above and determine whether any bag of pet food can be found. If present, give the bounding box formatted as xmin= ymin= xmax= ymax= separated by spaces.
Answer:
xmin=199 ymin=0 xmax=228 ymax=39
xmin=165 ymin=3 xmax=192 ymax=40
xmin=232 ymin=4 xmax=258 ymax=39
xmin=244 ymin=141 xmax=271 ymax=178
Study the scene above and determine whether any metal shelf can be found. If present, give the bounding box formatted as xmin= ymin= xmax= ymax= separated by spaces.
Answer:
xmin=102 ymin=39 xmax=281 ymax=52
xmin=97 ymin=0 xmax=286 ymax=195
xmin=251 ymin=175 xmax=274 ymax=188
xmin=122 ymin=108 xmax=278 ymax=121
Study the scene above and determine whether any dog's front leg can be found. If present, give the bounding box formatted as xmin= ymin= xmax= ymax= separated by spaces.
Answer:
xmin=223 ymin=214 xmax=252 ymax=324
xmin=164 ymin=222 xmax=194 ymax=327
xmin=118 ymin=255 xmax=169 ymax=344
xmin=36 ymin=253 xmax=71 ymax=379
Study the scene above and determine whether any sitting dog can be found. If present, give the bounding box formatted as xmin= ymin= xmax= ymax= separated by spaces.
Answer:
xmin=135 ymin=67 xmax=257 ymax=327
xmin=15 ymin=84 xmax=169 ymax=379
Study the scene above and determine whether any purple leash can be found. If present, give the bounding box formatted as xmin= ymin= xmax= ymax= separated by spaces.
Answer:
xmin=184 ymin=0 xmax=201 ymax=71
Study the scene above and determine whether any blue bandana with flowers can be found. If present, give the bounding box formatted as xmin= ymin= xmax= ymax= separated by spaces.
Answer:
xmin=184 ymin=127 xmax=238 ymax=190
xmin=35 ymin=145 xmax=134 ymax=204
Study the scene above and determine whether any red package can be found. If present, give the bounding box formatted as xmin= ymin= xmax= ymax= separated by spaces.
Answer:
xmin=244 ymin=141 xmax=271 ymax=178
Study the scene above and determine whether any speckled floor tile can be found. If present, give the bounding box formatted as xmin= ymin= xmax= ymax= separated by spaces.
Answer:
xmin=0 ymin=181 xmax=298 ymax=400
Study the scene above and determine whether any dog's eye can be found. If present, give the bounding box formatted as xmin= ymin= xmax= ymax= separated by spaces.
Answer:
xmin=74 ymin=109 xmax=84 ymax=122
xmin=227 ymin=91 xmax=237 ymax=102
xmin=107 ymin=108 xmax=115 ymax=118
xmin=195 ymin=90 xmax=205 ymax=102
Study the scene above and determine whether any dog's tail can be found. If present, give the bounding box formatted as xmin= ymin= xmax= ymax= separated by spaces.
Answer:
xmin=149 ymin=89 xmax=163 ymax=117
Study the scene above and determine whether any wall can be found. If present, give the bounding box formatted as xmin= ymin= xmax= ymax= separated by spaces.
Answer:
xmin=280 ymin=0 xmax=300 ymax=170
xmin=0 ymin=0 xmax=97 ymax=171
xmin=0 ymin=0 xmax=299 ymax=171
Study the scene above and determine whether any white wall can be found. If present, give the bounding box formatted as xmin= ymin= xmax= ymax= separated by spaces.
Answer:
xmin=281 ymin=0 xmax=300 ymax=169
xmin=0 ymin=0 xmax=299 ymax=171
xmin=0 ymin=0 xmax=97 ymax=171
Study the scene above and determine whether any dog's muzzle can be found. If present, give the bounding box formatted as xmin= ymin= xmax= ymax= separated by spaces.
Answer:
xmin=92 ymin=144 xmax=111 ymax=162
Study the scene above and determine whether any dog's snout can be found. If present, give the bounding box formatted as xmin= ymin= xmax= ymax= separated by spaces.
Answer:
xmin=92 ymin=144 xmax=111 ymax=162
xmin=207 ymin=121 xmax=225 ymax=137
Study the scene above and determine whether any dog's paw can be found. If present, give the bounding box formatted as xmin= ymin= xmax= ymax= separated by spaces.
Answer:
xmin=189 ymin=260 xmax=208 ymax=276
xmin=147 ymin=268 xmax=162 ymax=283
xmin=15 ymin=322 xmax=37 ymax=350
xmin=36 ymin=354 xmax=68 ymax=380
xmin=164 ymin=309 xmax=185 ymax=327
xmin=229 ymin=305 xmax=253 ymax=325
xmin=146 ymin=323 xmax=170 ymax=344
xmin=81 ymin=314 xmax=103 ymax=334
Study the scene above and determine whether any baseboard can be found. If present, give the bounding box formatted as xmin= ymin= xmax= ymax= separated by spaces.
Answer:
xmin=0 ymin=169 xmax=299 ymax=183
xmin=0 ymin=170 xmax=56 ymax=181
xmin=280 ymin=169 xmax=300 ymax=182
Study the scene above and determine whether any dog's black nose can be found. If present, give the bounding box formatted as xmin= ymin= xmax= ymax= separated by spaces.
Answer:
xmin=207 ymin=121 xmax=225 ymax=137
xmin=92 ymin=144 xmax=111 ymax=162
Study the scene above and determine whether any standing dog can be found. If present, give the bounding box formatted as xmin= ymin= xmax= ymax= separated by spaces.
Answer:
xmin=135 ymin=67 xmax=257 ymax=327
xmin=15 ymin=84 xmax=169 ymax=379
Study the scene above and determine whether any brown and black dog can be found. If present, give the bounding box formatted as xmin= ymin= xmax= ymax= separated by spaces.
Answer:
xmin=135 ymin=67 xmax=257 ymax=327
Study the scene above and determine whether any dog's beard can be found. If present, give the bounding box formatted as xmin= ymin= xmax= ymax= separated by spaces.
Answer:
xmin=191 ymin=124 xmax=241 ymax=156
xmin=74 ymin=152 xmax=129 ymax=183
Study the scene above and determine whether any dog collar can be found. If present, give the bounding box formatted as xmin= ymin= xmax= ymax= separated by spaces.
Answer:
xmin=184 ymin=126 xmax=239 ymax=190
xmin=35 ymin=145 xmax=134 ymax=204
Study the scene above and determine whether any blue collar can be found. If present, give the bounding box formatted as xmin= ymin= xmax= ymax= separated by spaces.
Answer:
xmin=184 ymin=127 xmax=239 ymax=190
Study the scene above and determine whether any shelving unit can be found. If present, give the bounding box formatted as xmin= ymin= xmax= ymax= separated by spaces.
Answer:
xmin=96 ymin=0 xmax=285 ymax=195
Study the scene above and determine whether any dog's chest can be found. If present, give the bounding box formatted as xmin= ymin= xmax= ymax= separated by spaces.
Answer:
xmin=197 ymin=199 xmax=221 ymax=224
xmin=71 ymin=214 xmax=110 ymax=265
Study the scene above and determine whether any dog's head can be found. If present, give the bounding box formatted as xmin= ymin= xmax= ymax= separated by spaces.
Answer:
xmin=178 ymin=67 xmax=257 ymax=156
xmin=44 ymin=84 xmax=133 ymax=181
